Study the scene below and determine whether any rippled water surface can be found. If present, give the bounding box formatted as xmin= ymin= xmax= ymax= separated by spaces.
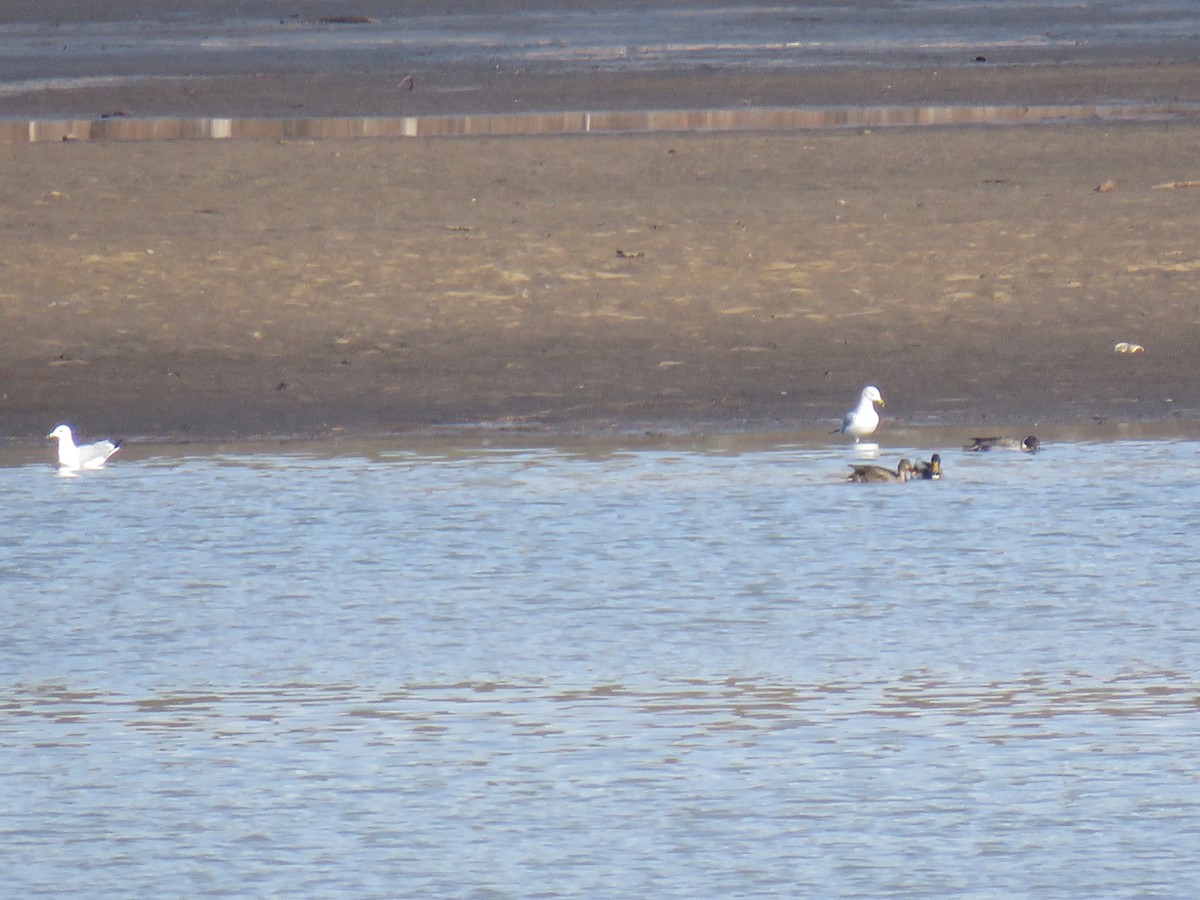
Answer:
xmin=3 ymin=1 xmax=1197 ymax=77
xmin=3 ymin=439 xmax=1199 ymax=896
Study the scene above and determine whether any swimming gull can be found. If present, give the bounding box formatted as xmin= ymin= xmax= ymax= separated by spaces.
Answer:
xmin=47 ymin=424 xmax=121 ymax=470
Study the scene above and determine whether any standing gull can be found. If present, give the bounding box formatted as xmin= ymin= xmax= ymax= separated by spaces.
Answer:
xmin=834 ymin=385 xmax=884 ymax=442
xmin=47 ymin=424 xmax=121 ymax=470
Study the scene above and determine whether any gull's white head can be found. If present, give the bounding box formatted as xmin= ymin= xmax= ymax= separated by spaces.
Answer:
xmin=862 ymin=385 xmax=884 ymax=408
xmin=47 ymin=424 xmax=74 ymax=443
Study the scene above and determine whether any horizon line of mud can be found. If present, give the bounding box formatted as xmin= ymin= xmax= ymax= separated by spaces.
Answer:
xmin=2 ymin=101 xmax=1197 ymax=143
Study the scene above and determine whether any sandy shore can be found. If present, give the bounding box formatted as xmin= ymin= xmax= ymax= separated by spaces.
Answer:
xmin=2 ymin=1 xmax=1199 ymax=442
xmin=3 ymin=115 xmax=1200 ymax=443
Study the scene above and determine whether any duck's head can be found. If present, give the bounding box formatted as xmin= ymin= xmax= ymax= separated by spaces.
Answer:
xmin=929 ymin=453 xmax=942 ymax=477
xmin=1022 ymin=436 xmax=1040 ymax=453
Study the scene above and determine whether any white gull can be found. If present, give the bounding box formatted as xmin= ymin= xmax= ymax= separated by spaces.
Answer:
xmin=834 ymin=385 xmax=884 ymax=442
xmin=47 ymin=424 xmax=121 ymax=470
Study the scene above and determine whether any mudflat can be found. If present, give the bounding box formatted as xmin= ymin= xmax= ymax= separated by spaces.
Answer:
xmin=3 ymin=117 xmax=1199 ymax=443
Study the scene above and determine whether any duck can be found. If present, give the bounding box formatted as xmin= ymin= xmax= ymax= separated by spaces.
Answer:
xmin=964 ymin=435 xmax=1039 ymax=453
xmin=846 ymin=458 xmax=916 ymax=483
xmin=47 ymin=424 xmax=122 ymax=470
xmin=833 ymin=385 xmax=884 ymax=442
xmin=912 ymin=453 xmax=943 ymax=480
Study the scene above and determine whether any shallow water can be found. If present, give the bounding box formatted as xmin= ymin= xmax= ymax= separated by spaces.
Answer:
xmin=3 ymin=438 xmax=1200 ymax=896
xmin=4 ymin=1 xmax=1199 ymax=142
xmin=2 ymin=0 xmax=1197 ymax=80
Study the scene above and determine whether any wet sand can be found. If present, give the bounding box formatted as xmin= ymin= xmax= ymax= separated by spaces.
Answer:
xmin=3 ymin=1 xmax=1200 ymax=443
xmin=4 ymin=121 xmax=1200 ymax=443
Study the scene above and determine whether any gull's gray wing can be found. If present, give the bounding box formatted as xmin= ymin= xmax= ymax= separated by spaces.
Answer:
xmin=77 ymin=439 xmax=120 ymax=466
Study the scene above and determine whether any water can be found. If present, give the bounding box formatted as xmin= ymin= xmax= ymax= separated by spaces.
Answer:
xmin=4 ymin=1 xmax=1199 ymax=143
xmin=2 ymin=1 xmax=1197 ymax=80
xmin=3 ymin=438 xmax=1199 ymax=896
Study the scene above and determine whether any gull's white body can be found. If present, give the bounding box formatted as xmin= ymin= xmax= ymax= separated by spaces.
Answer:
xmin=838 ymin=385 xmax=884 ymax=441
xmin=47 ymin=424 xmax=121 ymax=470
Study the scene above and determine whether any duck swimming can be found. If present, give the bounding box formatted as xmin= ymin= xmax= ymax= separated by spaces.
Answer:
xmin=912 ymin=453 xmax=943 ymax=480
xmin=846 ymin=458 xmax=916 ymax=483
xmin=964 ymin=435 xmax=1040 ymax=453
